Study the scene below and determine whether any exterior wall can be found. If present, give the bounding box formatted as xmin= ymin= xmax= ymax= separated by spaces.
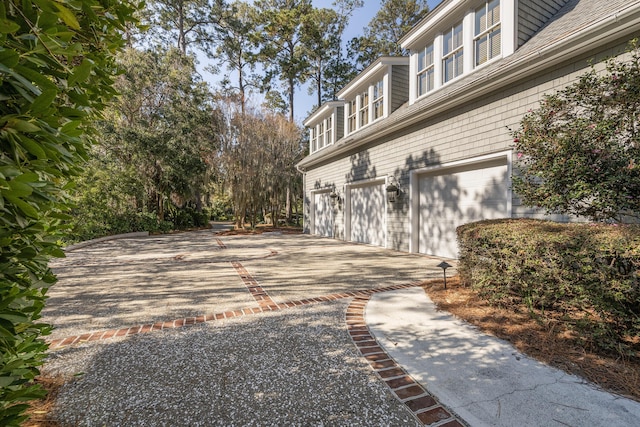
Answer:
xmin=517 ymin=0 xmax=570 ymax=47
xmin=391 ymin=65 xmax=410 ymax=112
xmin=302 ymin=39 xmax=631 ymax=251
xmin=336 ymin=106 xmax=344 ymax=141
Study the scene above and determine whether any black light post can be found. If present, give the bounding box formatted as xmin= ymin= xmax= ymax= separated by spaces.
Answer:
xmin=437 ymin=261 xmax=452 ymax=289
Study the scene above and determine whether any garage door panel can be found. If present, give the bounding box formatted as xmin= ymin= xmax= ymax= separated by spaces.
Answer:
xmin=419 ymin=161 xmax=507 ymax=258
xmin=314 ymin=192 xmax=333 ymax=237
xmin=350 ymin=183 xmax=385 ymax=246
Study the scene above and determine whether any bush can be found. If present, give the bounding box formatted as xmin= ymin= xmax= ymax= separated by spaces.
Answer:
xmin=457 ymin=219 xmax=640 ymax=357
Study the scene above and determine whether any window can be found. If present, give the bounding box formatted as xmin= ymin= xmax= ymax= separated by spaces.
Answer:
xmin=475 ymin=0 xmax=501 ymax=66
xmin=324 ymin=116 xmax=332 ymax=145
xmin=310 ymin=128 xmax=317 ymax=152
xmin=359 ymin=90 xmax=369 ymax=126
xmin=443 ymin=21 xmax=463 ymax=83
xmin=417 ymin=43 xmax=435 ymax=96
xmin=318 ymin=121 xmax=324 ymax=149
xmin=373 ymin=80 xmax=384 ymax=120
xmin=348 ymin=99 xmax=357 ymax=133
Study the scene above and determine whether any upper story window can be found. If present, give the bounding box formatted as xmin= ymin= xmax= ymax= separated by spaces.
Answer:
xmin=324 ymin=116 xmax=332 ymax=145
xmin=310 ymin=128 xmax=317 ymax=152
xmin=475 ymin=0 xmax=501 ymax=66
xmin=317 ymin=121 xmax=325 ymax=149
xmin=348 ymin=99 xmax=357 ymax=133
xmin=417 ymin=43 xmax=435 ymax=97
xmin=359 ymin=91 xmax=369 ymax=126
xmin=373 ymin=80 xmax=384 ymax=120
xmin=443 ymin=21 xmax=463 ymax=83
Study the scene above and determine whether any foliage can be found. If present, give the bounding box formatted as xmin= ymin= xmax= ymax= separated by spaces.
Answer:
xmin=348 ymin=0 xmax=429 ymax=71
xmin=217 ymin=98 xmax=304 ymax=228
xmin=254 ymin=0 xmax=313 ymax=121
xmin=95 ymin=46 xmax=221 ymax=221
xmin=512 ymin=40 xmax=640 ymax=222
xmin=457 ymin=219 xmax=640 ymax=357
xmin=0 ymin=0 xmax=137 ymax=423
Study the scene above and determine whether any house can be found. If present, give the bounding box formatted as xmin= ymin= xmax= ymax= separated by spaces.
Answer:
xmin=297 ymin=0 xmax=640 ymax=259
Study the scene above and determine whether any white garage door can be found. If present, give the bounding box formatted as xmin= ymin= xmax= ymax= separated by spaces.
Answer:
xmin=419 ymin=159 xmax=508 ymax=258
xmin=313 ymin=192 xmax=333 ymax=237
xmin=349 ymin=183 xmax=386 ymax=246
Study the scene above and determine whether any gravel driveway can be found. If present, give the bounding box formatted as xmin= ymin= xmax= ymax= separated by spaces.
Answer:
xmin=41 ymin=230 xmax=450 ymax=426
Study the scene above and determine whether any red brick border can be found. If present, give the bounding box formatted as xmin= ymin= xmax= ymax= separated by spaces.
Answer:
xmin=346 ymin=295 xmax=466 ymax=427
xmin=46 ymin=282 xmax=424 ymax=350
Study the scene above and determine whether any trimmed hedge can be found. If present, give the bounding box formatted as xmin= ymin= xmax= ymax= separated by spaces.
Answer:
xmin=457 ymin=219 xmax=640 ymax=357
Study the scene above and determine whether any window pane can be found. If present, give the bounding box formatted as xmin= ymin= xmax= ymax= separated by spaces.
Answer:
xmin=455 ymin=52 xmax=463 ymax=77
xmin=428 ymin=68 xmax=434 ymax=91
xmin=425 ymin=44 xmax=434 ymax=66
xmin=476 ymin=34 xmax=488 ymax=65
xmin=443 ymin=30 xmax=453 ymax=55
xmin=418 ymin=49 xmax=426 ymax=71
xmin=488 ymin=0 xmax=500 ymax=26
xmin=490 ymin=28 xmax=501 ymax=59
xmin=444 ymin=56 xmax=454 ymax=82
xmin=475 ymin=5 xmax=486 ymax=36
xmin=453 ymin=23 xmax=463 ymax=49
xmin=418 ymin=72 xmax=426 ymax=96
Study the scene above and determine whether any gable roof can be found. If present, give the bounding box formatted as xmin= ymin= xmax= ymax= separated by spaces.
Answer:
xmin=298 ymin=0 xmax=640 ymax=171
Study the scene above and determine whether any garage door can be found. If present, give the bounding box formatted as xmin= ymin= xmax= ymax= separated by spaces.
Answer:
xmin=313 ymin=192 xmax=333 ymax=237
xmin=349 ymin=183 xmax=386 ymax=246
xmin=419 ymin=159 xmax=508 ymax=258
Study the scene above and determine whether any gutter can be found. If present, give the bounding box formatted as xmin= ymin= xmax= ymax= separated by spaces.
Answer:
xmin=297 ymin=2 xmax=640 ymax=171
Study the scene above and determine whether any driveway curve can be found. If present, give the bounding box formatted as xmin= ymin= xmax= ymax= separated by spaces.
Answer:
xmin=41 ymin=230 xmax=453 ymax=426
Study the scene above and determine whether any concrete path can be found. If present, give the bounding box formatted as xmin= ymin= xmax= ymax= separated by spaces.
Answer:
xmin=367 ymin=287 xmax=640 ymax=427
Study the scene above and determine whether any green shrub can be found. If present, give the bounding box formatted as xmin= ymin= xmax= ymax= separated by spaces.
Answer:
xmin=0 ymin=1 xmax=138 ymax=423
xmin=457 ymin=219 xmax=640 ymax=357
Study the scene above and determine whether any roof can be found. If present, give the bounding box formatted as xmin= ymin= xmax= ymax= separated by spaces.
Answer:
xmin=297 ymin=0 xmax=640 ymax=171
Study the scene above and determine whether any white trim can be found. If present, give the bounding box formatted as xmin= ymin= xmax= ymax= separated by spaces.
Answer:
xmin=409 ymin=150 xmax=512 ymax=253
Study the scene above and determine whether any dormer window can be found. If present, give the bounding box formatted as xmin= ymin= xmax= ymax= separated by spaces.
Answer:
xmin=443 ymin=21 xmax=464 ymax=83
xmin=348 ymin=99 xmax=357 ymax=133
xmin=417 ymin=43 xmax=435 ymax=97
xmin=373 ymin=80 xmax=384 ymax=120
xmin=359 ymin=90 xmax=369 ymax=126
xmin=475 ymin=0 xmax=501 ymax=66
xmin=304 ymin=101 xmax=344 ymax=154
xmin=325 ymin=116 xmax=332 ymax=145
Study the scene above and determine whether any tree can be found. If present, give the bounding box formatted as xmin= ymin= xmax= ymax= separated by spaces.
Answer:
xmin=254 ymin=0 xmax=313 ymax=122
xmin=99 ymin=47 xmax=220 ymax=221
xmin=143 ymin=0 xmax=222 ymax=55
xmin=349 ymin=0 xmax=429 ymax=71
xmin=0 ymin=0 xmax=138 ymax=423
xmin=212 ymin=1 xmax=260 ymax=115
xmin=512 ymin=40 xmax=640 ymax=222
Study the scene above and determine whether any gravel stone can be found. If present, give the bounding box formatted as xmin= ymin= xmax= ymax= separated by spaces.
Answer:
xmin=43 ymin=302 xmax=421 ymax=426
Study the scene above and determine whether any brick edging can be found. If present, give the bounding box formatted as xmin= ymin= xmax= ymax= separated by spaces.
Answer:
xmin=346 ymin=294 xmax=467 ymax=427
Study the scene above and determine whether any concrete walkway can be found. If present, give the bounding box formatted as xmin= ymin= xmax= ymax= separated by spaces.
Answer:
xmin=367 ymin=288 xmax=640 ymax=427
xmin=41 ymin=230 xmax=640 ymax=426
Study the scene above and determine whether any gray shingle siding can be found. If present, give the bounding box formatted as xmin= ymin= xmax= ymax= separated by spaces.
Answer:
xmin=518 ymin=0 xmax=571 ymax=46
xmin=336 ymin=106 xmax=344 ymax=141
xmin=391 ymin=65 xmax=409 ymax=113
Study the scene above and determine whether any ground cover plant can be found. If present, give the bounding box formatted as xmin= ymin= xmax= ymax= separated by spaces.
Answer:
xmin=457 ymin=219 xmax=640 ymax=360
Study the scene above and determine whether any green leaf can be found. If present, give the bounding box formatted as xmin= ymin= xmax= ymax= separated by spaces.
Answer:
xmin=17 ymin=137 xmax=47 ymax=159
xmin=5 ymin=195 xmax=39 ymax=218
xmin=8 ymin=119 xmax=41 ymax=133
xmin=6 ymin=179 xmax=33 ymax=197
xmin=0 ymin=18 xmax=20 ymax=33
xmin=0 ymin=48 xmax=19 ymax=67
xmin=30 ymin=89 xmax=57 ymax=114
xmin=53 ymin=3 xmax=81 ymax=30
xmin=69 ymin=59 xmax=92 ymax=85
